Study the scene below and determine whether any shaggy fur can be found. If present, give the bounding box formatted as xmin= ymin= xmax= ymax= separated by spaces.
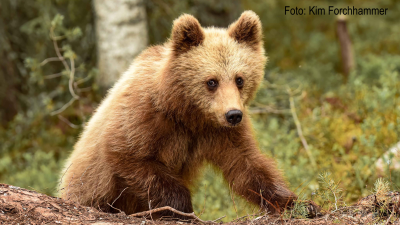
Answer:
xmin=59 ymin=11 xmax=297 ymax=218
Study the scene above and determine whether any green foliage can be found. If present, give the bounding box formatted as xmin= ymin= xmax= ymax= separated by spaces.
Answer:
xmin=316 ymin=172 xmax=343 ymax=210
xmin=0 ymin=1 xmax=97 ymax=195
xmin=0 ymin=104 xmax=73 ymax=194
xmin=192 ymin=166 xmax=255 ymax=220
xmin=1 ymin=0 xmax=400 ymax=223
xmin=374 ymin=178 xmax=390 ymax=203
xmin=372 ymin=178 xmax=392 ymax=221
xmin=145 ymin=0 xmax=242 ymax=44
xmin=283 ymin=199 xmax=308 ymax=219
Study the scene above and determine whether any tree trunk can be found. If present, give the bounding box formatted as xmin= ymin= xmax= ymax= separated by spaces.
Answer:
xmin=94 ymin=0 xmax=148 ymax=90
xmin=336 ymin=15 xmax=354 ymax=80
xmin=0 ymin=20 xmax=20 ymax=125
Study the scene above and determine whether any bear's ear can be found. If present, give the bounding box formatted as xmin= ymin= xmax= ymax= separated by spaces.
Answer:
xmin=171 ymin=14 xmax=205 ymax=55
xmin=228 ymin=11 xmax=262 ymax=49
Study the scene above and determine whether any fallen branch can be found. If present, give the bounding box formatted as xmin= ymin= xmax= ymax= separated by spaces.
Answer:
xmin=129 ymin=206 xmax=221 ymax=223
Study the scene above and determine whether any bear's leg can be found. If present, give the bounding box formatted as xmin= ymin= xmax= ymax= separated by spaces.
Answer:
xmin=206 ymin=126 xmax=297 ymax=213
xmin=231 ymin=153 xmax=297 ymax=213
xmin=121 ymin=161 xmax=193 ymax=219
xmin=220 ymin=153 xmax=296 ymax=213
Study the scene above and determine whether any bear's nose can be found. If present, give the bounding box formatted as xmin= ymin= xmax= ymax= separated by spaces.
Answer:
xmin=225 ymin=110 xmax=243 ymax=125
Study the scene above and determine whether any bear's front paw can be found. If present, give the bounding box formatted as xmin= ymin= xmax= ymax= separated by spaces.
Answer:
xmin=305 ymin=200 xmax=321 ymax=218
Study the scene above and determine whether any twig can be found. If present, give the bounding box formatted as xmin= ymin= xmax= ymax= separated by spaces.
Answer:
xmin=260 ymin=189 xmax=264 ymax=208
xmin=76 ymin=73 xmax=93 ymax=85
xmin=77 ymin=97 xmax=87 ymax=122
xmin=330 ymin=186 xmax=339 ymax=210
xmin=50 ymin=97 xmax=76 ymax=116
xmin=276 ymin=200 xmax=284 ymax=225
xmin=58 ymin=163 xmax=73 ymax=193
xmin=287 ymin=87 xmax=317 ymax=169
xmin=385 ymin=205 xmax=395 ymax=225
xmin=66 ymin=172 xmax=75 ymax=201
xmin=76 ymin=87 xmax=92 ymax=93
xmin=57 ymin=115 xmax=79 ymax=128
xmin=229 ymin=183 xmax=239 ymax=219
xmin=78 ymin=165 xmax=91 ymax=187
xmin=212 ymin=215 xmax=226 ymax=222
xmin=111 ymin=187 xmax=129 ymax=206
xmin=68 ymin=57 xmax=79 ymax=99
xmin=199 ymin=184 xmax=207 ymax=217
xmin=40 ymin=57 xmax=62 ymax=66
xmin=249 ymin=106 xmax=289 ymax=115
xmin=91 ymin=182 xmax=101 ymax=208
xmin=248 ymin=189 xmax=278 ymax=212
xmin=46 ymin=27 xmax=81 ymax=119
xmin=42 ymin=26 xmax=94 ymax=124
xmin=51 ymin=26 xmax=79 ymax=98
xmin=147 ymin=185 xmax=153 ymax=223
xmin=232 ymin=214 xmax=250 ymax=222
xmin=107 ymin=203 xmax=123 ymax=214
xmin=44 ymin=72 xmax=63 ymax=79
xmin=51 ymin=28 xmax=70 ymax=72
xmin=130 ymin=206 xmax=213 ymax=223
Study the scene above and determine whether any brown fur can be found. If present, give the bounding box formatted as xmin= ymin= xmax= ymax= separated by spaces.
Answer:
xmin=59 ymin=11 xmax=297 ymax=218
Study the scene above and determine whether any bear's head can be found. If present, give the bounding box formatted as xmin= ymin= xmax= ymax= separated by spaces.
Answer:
xmin=159 ymin=11 xmax=267 ymax=128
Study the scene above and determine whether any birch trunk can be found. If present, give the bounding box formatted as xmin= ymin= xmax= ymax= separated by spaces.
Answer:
xmin=94 ymin=0 xmax=148 ymax=89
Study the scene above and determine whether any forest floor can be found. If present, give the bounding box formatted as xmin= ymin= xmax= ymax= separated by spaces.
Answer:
xmin=1 ymin=183 xmax=400 ymax=224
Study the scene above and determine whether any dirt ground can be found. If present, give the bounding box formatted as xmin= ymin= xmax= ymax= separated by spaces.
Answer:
xmin=1 ymin=183 xmax=400 ymax=224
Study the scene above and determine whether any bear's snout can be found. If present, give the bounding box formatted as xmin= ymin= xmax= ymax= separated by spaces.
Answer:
xmin=225 ymin=110 xmax=243 ymax=125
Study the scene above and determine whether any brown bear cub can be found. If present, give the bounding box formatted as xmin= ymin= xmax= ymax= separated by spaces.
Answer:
xmin=60 ymin=11 xmax=315 ymax=218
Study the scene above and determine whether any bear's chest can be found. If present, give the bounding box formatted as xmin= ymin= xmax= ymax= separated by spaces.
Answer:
xmin=156 ymin=130 xmax=197 ymax=174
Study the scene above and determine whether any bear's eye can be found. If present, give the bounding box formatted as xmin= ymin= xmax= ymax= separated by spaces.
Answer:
xmin=207 ymin=79 xmax=218 ymax=90
xmin=236 ymin=77 xmax=244 ymax=88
